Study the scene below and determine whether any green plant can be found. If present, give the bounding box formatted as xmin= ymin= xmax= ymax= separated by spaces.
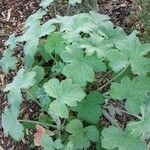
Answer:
xmin=1 ymin=0 xmax=150 ymax=149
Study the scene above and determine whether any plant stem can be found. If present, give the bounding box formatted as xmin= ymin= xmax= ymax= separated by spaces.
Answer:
xmin=50 ymin=53 xmax=57 ymax=63
xmin=18 ymin=119 xmax=58 ymax=129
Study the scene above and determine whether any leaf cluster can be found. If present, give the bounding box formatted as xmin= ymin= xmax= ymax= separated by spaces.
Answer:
xmin=1 ymin=0 xmax=150 ymax=149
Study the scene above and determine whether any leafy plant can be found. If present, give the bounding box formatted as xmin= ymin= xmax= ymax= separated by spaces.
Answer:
xmin=1 ymin=0 xmax=150 ymax=149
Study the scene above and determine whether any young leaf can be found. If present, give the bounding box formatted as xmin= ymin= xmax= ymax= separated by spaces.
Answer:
xmin=40 ymin=0 xmax=54 ymax=8
xmin=107 ymin=31 xmax=150 ymax=75
xmin=41 ymin=134 xmax=62 ymax=150
xmin=101 ymin=126 xmax=147 ymax=150
xmin=73 ymin=91 xmax=105 ymax=124
xmin=44 ymin=78 xmax=86 ymax=118
xmin=32 ymin=66 xmax=45 ymax=84
xmin=0 ymin=49 xmax=17 ymax=73
xmin=66 ymin=119 xmax=99 ymax=149
xmin=109 ymin=76 xmax=150 ymax=114
xmin=44 ymin=32 xmax=65 ymax=54
xmin=127 ymin=105 xmax=150 ymax=140
xmin=61 ymin=44 xmax=106 ymax=86
xmin=2 ymin=107 xmax=24 ymax=141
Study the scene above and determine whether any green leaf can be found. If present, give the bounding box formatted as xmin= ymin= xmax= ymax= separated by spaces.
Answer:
xmin=44 ymin=32 xmax=65 ymax=54
xmin=73 ymin=91 xmax=105 ymax=124
xmin=66 ymin=119 xmax=99 ymax=149
xmin=61 ymin=44 xmax=106 ymax=86
xmin=40 ymin=20 xmax=56 ymax=37
xmin=65 ymin=142 xmax=74 ymax=150
xmin=0 ymin=49 xmax=17 ymax=73
xmin=41 ymin=134 xmax=55 ymax=150
xmin=25 ymin=9 xmax=47 ymax=28
xmin=107 ymin=31 xmax=150 ymax=75
xmin=4 ymin=69 xmax=36 ymax=105
xmin=2 ymin=107 xmax=24 ymax=141
xmin=127 ymin=105 xmax=150 ymax=139
xmin=32 ymin=66 xmax=45 ymax=84
xmin=5 ymin=33 xmax=18 ymax=49
xmin=36 ymin=88 xmax=51 ymax=111
xmin=69 ymin=0 xmax=81 ymax=5
xmin=101 ymin=126 xmax=147 ymax=150
xmin=44 ymin=78 xmax=86 ymax=118
xmin=40 ymin=0 xmax=54 ymax=8
xmin=41 ymin=134 xmax=62 ymax=150
xmin=49 ymin=100 xmax=69 ymax=118
xmin=109 ymin=76 xmax=150 ymax=114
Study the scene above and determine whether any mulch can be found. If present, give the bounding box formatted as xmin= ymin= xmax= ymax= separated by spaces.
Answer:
xmin=0 ymin=0 xmax=140 ymax=149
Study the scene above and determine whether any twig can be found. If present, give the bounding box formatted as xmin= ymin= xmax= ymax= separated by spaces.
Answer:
xmin=103 ymin=110 xmax=122 ymax=130
xmin=118 ymin=109 xmax=142 ymax=120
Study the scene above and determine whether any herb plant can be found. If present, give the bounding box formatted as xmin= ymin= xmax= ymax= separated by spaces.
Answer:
xmin=1 ymin=0 xmax=150 ymax=149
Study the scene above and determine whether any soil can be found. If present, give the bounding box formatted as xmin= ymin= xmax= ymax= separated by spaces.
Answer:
xmin=0 ymin=0 xmax=140 ymax=149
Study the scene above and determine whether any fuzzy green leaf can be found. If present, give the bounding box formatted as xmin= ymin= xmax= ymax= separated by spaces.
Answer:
xmin=25 ymin=9 xmax=47 ymax=28
xmin=44 ymin=32 xmax=65 ymax=54
xmin=127 ymin=105 xmax=150 ymax=139
xmin=4 ymin=69 xmax=36 ymax=105
xmin=0 ymin=49 xmax=17 ymax=73
xmin=107 ymin=31 xmax=150 ymax=75
xmin=41 ymin=134 xmax=62 ymax=150
xmin=44 ymin=78 xmax=86 ymax=118
xmin=109 ymin=76 xmax=150 ymax=114
xmin=32 ymin=66 xmax=45 ymax=84
xmin=61 ymin=44 xmax=106 ymax=86
xmin=2 ymin=107 xmax=24 ymax=141
xmin=101 ymin=126 xmax=147 ymax=150
xmin=40 ymin=0 xmax=54 ymax=8
xmin=73 ymin=91 xmax=105 ymax=124
xmin=66 ymin=119 xmax=99 ymax=149
xmin=69 ymin=0 xmax=81 ymax=5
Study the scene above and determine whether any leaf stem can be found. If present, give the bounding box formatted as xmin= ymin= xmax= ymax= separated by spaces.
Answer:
xmin=18 ymin=119 xmax=58 ymax=129
xmin=50 ymin=53 xmax=57 ymax=63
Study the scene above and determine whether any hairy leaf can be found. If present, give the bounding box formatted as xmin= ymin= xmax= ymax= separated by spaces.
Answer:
xmin=44 ymin=78 xmax=86 ymax=118
xmin=101 ymin=126 xmax=147 ymax=150
xmin=41 ymin=134 xmax=62 ymax=150
xmin=109 ymin=76 xmax=150 ymax=114
xmin=73 ymin=91 xmax=105 ymax=124
xmin=0 ymin=49 xmax=17 ymax=73
xmin=44 ymin=32 xmax=65 ymax=54
xmin=107 ymin=31 xmax=150 ymax=75
xmin=66 ymin=119 xmax=99 ymax=149
xmin=127 ymin=105 xmax=150 ymax=139
xmin=2 ymin=107 xmax=24 ymax=141
xmin=40 ymin=0 xmax=54 ymax=8
xmin=61 ymin=44 xmax=106 ymax=86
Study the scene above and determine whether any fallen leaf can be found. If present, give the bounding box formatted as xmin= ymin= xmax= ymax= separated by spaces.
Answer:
xmin=34 ymin=125 xmax=46 ymax=146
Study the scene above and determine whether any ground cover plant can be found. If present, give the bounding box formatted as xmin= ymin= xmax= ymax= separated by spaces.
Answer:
xmin=0 ymin=0 xmax=150 ymax=149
